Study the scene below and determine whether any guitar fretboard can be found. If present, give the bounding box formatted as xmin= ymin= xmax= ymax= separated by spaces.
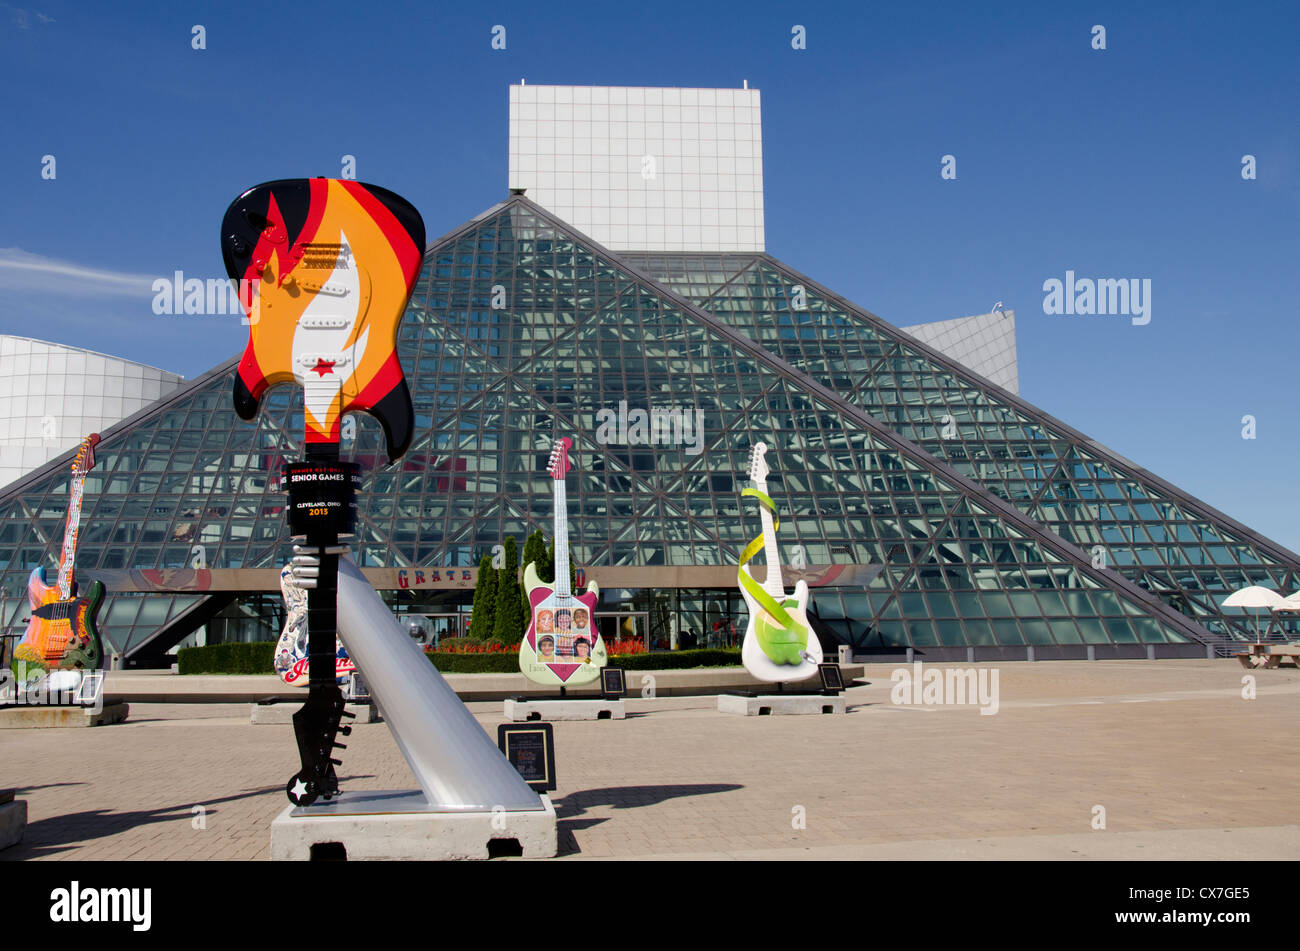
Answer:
xmin=754 ymin=476 xmax=786 ymax=598
xmin=553 ymin=476 xmax=571 ymax=598
xmin=56 ymin=472 xmax=89 ymax=600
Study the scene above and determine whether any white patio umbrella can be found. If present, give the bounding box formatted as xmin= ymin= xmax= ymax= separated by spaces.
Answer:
xmin=1271 ymin=592 xmax=1300 ymax=613
xmin=1222 ymin=585 xmax=1286 ymax=642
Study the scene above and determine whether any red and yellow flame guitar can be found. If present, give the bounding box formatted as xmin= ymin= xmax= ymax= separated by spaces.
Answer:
xmin=519 ymin=438 xmax=606 ymax=686
xmin=13 ymin=434 xmax=105 ymax=682
xmin=222 ymin=178 xmax=425 ymax=460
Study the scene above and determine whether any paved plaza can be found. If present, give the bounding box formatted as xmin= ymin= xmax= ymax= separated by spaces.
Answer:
xmin=4 ymin=659 xmax=1299 ymax=861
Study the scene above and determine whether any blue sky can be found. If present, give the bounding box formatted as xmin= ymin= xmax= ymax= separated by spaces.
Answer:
xmin=1 ymin=1 xmax=1297 ymax=554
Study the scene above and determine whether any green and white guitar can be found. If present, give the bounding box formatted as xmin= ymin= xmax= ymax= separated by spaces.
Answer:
xmin=738 ymin=442 xmax=822 ymax=682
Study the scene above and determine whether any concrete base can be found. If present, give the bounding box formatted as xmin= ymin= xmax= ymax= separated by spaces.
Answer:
xmin=0 ymin=701 xmax=129 ymax=729
xmin=504 ymin=697 xmax=625 ymax=721
xmin=717 ymin=693 xmax=845 ymax=716
xmin=250 ymin=701 xmax=381 ymax=725
xmin=0 ymin=799 xmax=27 ymax=850
xmin=269 ymin=790 xmax=557 ymax=860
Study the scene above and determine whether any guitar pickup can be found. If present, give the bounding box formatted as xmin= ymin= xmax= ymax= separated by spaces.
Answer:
xmin=298 ymin=355 xmax=353 ymax=368
xmin=299 ymin=316 xmax=351 ymax=328
xmin=299 ymin=281 xmax=350 ymax=297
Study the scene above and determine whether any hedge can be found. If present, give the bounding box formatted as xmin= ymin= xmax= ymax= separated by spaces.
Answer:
xmin=426 ymin=652 xmax=519 ymax=673
xmin=178 ymin=641 xmax=276 ymax=675
xmin=425 ymin=647 xmax=742 ymax=674
xmin=178 ymin=641 xmax=743 ymax=675
xmin=610 ymin=649 xmax=740 ymax=670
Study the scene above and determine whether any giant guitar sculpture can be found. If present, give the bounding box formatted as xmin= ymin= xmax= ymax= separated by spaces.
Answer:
xmin=223 ymin=177 xmax=424 ymax=805
xmin=738 ymin=442 xmax=822 ymax=682
xmin=519 ymin=438 xmax=606 ymax=687
xmin=13 ymin=434 xmax=104 ymax=687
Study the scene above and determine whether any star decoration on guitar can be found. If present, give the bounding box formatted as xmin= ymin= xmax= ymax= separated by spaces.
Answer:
xmin=310 ymin=359 xmax=336 ymax=377
xmin=290 ymin=777 xmax=309 ymax=803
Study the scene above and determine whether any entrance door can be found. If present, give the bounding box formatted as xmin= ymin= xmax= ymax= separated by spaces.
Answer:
xmin=403 ymin=613 xmax=464 ymax=648
xmin=596 ymin=612 xmax=650 ymax=653
xmin=705 ymin=595 xmax=743 ymax=649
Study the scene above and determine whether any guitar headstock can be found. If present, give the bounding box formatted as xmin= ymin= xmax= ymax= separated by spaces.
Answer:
xmin=748 ymin=442 xmax=769 ymax=486
xmin=548 ymin=437 xmax=573 ymax=480
xmin=72 ymin=434 xmax=101 ymax=476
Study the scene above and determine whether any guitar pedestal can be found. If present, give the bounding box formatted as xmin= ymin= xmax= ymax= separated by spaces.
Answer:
xmin=0 ymin=701 xmax=129 ymax=729
xmin=717 ymin=693 xmax=845 ymax=716
xmin=504 ymin=697 xmax=625 ymax=721
xmin=269 ymin=790 xmax=557 ymax=860
xmin=0 ymin=790 xmax=25 ymax=851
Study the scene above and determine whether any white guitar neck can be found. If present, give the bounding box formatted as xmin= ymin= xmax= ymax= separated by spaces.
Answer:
xmin=553 ymin=477 xmax=571 ymax=599
xmin=753 ymin=477 xmax=785 ymax=598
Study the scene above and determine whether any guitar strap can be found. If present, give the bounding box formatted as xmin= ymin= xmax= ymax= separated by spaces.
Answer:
xmin=738 ymin=487 xmax=798 ymax=631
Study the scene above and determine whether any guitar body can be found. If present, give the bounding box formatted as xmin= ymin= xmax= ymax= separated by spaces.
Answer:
xmin=739 ymin=574 xmax=821 ymax=682
xmin=223 ymin=178 xmax=425 ymax=461
xmin=273 ymin=564 xmax=355 ymax=687
xmin=13 ymin=565 xmax=105 ymax=682
xmin=519 ymin=561 xmax=605 ymax=686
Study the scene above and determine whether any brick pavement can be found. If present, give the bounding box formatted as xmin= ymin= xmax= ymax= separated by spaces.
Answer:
xmin=3 ymin=659 xmax=1297 ymax=860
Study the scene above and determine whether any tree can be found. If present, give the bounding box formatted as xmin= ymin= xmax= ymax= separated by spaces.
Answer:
xmin=471 ymin=553 xmax=496 ymax=641
xmin=492 ymin=535 xmax=524 ymax=645
xmin=521 ymin=530 xmax=547 ymax=618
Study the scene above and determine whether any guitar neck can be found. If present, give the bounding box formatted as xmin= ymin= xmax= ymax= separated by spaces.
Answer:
xmin=553 ymin=478 xmax=571 ymax=598
xmin=55 ymin=474 xmax=88 ymax=599
xmin=754 ymin=480 xmax=785 ymax=597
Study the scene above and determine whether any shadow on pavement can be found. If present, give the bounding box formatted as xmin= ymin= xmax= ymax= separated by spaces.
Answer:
xmin=12 ymin=782 xmax=86 ymax=794
xmin=554 ymin=782 xmax=744 ymax=856
xmin=2 ymin=784 xmax=284 ymax=860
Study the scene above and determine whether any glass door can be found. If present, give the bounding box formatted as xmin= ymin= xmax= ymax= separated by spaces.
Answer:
xmin=403 ymin=613 xmax=464 ymax=648
xmin=596 ymin=612 xmax=649 ymax=654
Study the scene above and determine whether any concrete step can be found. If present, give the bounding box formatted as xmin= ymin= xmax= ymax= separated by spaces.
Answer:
xmin=103 ymin=665 xmax=865 ymax=703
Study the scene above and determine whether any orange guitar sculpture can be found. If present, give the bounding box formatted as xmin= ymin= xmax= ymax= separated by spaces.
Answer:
xmin=12 ymin=434 xmax=105 ymax=683
xmin=222 ymin=178 xmax=425 ymax=460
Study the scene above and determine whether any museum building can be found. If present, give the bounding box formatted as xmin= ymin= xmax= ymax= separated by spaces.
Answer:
xmin=0 ymin=85 xmax=1296 ymax=666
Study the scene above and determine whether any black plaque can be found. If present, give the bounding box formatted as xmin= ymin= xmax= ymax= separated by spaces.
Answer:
xmin=601 ymin=667 xmax=627 ymax=699
xmin=818 ymin=663 xmax=845 ymax=694
xmin=497 ymin=723 xmax=556 ymax=791
xmin=283 ymin=461 xmax=360 ymax=536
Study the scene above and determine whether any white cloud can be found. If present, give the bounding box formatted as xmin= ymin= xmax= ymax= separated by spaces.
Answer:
xmin=2 ymin=4 xmax=54 ymax=29
xmin=0 ymin=248 xmax=156 ymax=297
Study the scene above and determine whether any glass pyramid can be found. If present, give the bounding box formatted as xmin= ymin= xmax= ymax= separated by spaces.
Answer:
xmin=623 ymin=252 xmax=1300 ymax=643
xmin=0 ymin=197 xmax=1273 ymax=660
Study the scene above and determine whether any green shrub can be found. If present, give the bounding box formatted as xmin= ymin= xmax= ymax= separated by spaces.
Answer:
xmin=610 ymin=649 xmax=741 ymax=670
xmin=426 ymin=651 xmax=520 ymax=673
xmin=492 ymin=536 xmax=524 ymax=643
xmin=470 ymin=553 xmax=496 ymax=640
xmin=422 ymin=647 xmax=742 ymax=674
xmin=178 ymin=641 xmax=277 ymax=674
